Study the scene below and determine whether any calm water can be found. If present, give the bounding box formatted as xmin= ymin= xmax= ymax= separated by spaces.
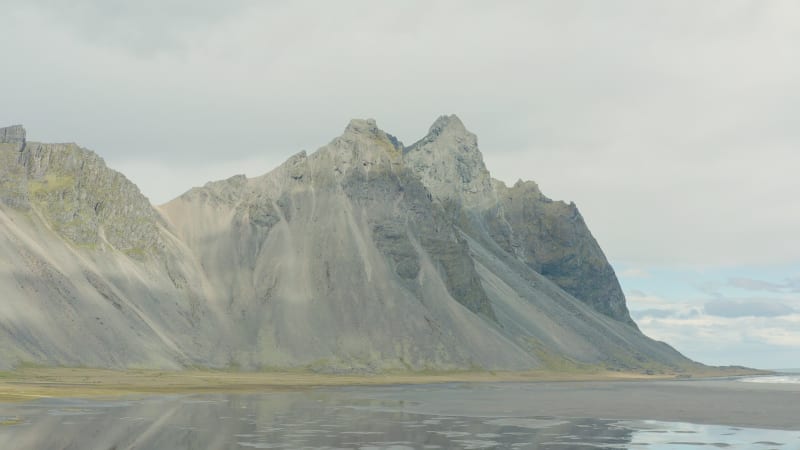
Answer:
xmin=0 ymin=384 xmax=797 ymax=450
xmin=740 ymin=369 xmax=800 ymax=384
xmin=740 ymin=375 xmax=800 ymax=384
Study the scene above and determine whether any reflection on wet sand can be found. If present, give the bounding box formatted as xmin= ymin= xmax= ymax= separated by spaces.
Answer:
xmin=0 ymin=384 xmax=796 ymax=449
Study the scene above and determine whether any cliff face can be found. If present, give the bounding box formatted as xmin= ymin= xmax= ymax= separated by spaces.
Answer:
xmin=0 ymin=126 xmax=220 ymax=369
xmin=0 ymin=125 xmax=25 ymax=149
xmin=404 ymin=115 xmax=633 ymax=325
xmin=0 ymin=126 xmax=28 ymax=209
xmin=0 ymin=121 xmax=689 ymax=372
xmin=494 ymin=180 xmax=634 ymax=326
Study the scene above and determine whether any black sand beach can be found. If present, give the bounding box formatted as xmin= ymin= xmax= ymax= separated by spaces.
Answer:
xmin=1 ymin=378 xmax=798 ymax=449
xmin=0 ymin=379 xmax=800 ymax=450
xmin=346 ymin=378 xmax=800 ymax=430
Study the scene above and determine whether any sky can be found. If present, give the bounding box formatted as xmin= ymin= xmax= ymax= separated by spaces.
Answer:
xmin=2 ymin=0 xmax=798 ymax=369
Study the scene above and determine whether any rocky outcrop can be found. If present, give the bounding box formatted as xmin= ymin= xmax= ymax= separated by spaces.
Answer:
xmin=403 ymin=116 xmax=634 ymax=325
xmin=0 ymin=125 xmax=29 ymax=209
xmin=494 ymin=180 xmax=635 ymax=326
xmin=0 ymin=119 xmax=690 ymax=372
xmin=20 ymin=142 xmax=163 ymax=256
xmin=405 ymin=115 xmax=494 ymax=208
xmin=0 ymin=125 xmax=26 ymax=150
xmin=2 ymin=127 xmax=162 ymax=256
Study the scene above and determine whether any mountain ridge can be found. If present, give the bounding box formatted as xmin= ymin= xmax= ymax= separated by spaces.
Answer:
xmin=0 ymin=118 xmax=691 ymax=373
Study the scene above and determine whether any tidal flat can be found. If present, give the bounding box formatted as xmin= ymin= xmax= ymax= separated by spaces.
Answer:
xmin=0 ymin=370 xmax=797 ymax=449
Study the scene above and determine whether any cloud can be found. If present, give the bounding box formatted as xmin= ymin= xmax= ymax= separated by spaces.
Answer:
xmin=693 ymin=281 xmax=724 ymax=298
xmin=728 ymin=276 xmax=799 ymax=293
xmin=7 ymin=0 xmax=258 ymax=56
xmin=620 ymin=268 xmax=651 ymax=278
xmin=626 ymin=291 xmax=702 ymax=321
xmin=704 ymin=299 xmax=796 ymax=318
xmin=626 ymin=291 xmax=675 ymax=308
xmin=788 ymin=277 xmax=800 ymax=293
xmin=631 ymin=309 xmax=674 ymax=320
xmin=1 ymin=2 xmax=800 ymax=262
xmin=627 ymin=286 xmax=800 ymax=368
xmin=748 ymin=324 xmax=800 ymax=347
xmin=728 ymin=277 xmax=784 ymax=292
xmin=631 ymin=308 xmax=699 ymax=320
xmin=636 ymin=312 xmax=800 ymax=367
xmin=110 ymin=156 xmax=285 ymax=205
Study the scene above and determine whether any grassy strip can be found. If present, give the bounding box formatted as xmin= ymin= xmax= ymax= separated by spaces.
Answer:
xmin=0 ymin=366 xmax=767 ymax=403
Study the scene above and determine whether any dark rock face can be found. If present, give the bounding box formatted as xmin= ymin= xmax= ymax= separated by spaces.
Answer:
xmin=0 ymin=125 xmax=30 ymax=208
xmin=0 ymin=127 xmax=161 ymax=256
xmin=404 ymin=116 xmax=634 ymax=325
xmin=373 ymin=222 xmax=420 ymax=281
xmin=0 ymin=125 xmax=26 ymax=150
xmin=341 ymin=160 xmax=497 ymax=321
xmin=495 ymin=181 xmax=635 ymax=326
xmin=0 ymin=119 xmax=691 ymax=372
xmin=20 ymin=142 xmax=162 ymax=256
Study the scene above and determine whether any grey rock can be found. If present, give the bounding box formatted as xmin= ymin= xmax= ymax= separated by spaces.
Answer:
xmin=0 ymin=120 xmax=692 ymax=372
xmin=0 ymin=126 xmax=30 ymax=208
xmin=403 ymin=115 xmax=634 ymax=325
xmin=17 ymin=142 xmax=163 ymax=257
xmin=494 ymin=180 xmax=635 ymax=326
xmin=372 ymin=222 xmax=420 ymax=281
xmin=405 ymin=114 xmax=494 ymax=208
xmin=0 ymin=125 xmax=26 ymax=150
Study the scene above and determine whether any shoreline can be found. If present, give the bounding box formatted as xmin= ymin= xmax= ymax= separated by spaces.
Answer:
xmin=0 ymin=365 xmax=767 ymax=403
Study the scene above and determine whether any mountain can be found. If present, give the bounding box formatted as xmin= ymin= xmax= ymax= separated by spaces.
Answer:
xmin=0 ymin=118 xmax=695 ymax=373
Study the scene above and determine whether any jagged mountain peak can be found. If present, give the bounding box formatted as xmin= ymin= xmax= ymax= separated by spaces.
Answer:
xmin=339 ymin=118 xmax=403 ymax=152
xmin=344 ymin=118 xmax=379 ymax=134
xmin=428 ymin=114 xmax=467 ymax=136
xmin=0 ymin=128 xmax=162 ymax=257
xmin=0 ymin=121 xmax=685 ymax=372
xmin=407 ymin=114 xmax=473 ymax=152
xmin=263 ymin=119 xmax=407 ymax=187
xmin=404 ymin=115 xmax=494 ymax=206
xmin=508 ymin=179 xmax=546 ymax=199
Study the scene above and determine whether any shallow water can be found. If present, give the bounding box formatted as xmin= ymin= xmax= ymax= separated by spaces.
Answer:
xmin=740 ymin=375 xmax=800 ymax=384
xmin=0 ymin=384 xmax=797 ymax=449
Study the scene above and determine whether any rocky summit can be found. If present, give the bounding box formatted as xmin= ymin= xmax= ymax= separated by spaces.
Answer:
xmin=0 ymin=118 xmax=694 ymax=373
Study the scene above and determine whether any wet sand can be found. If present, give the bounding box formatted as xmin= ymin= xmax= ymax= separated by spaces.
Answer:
xmin=1 ymin=367 xmax=794 ymax=430
xmin=0 ymin=380 xmax=797 ymax=449
xmin=0 ymin=366 xmax=761 ymax=402
xmin=358 ymin=378 xmax=800 ymax=430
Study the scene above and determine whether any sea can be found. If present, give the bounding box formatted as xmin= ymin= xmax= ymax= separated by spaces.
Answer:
xmin=740 ymin=368 xmax=800 ymax=385
xmin=0 ymin=382 xmax=798 ymax=449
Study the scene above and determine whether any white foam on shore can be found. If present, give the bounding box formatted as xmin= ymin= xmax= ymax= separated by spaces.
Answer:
xmin=739 ymin=375 xmax=800 ymax=384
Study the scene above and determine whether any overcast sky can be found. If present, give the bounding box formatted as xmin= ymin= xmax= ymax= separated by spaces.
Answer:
xmin=2 ymin=1 xmax=798 ymax=369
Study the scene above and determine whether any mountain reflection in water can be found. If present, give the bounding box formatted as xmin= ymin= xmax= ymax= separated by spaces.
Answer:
xmin=0 ymin=384 xmax=796 ymax=449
